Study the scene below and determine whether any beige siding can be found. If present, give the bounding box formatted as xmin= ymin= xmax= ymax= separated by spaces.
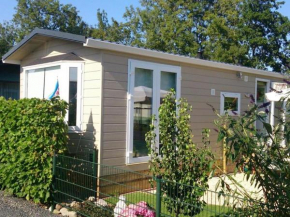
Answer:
xmin=101 ymin=50 xmax=284 ymax=169
xmin=20 ymin=38 xmax=103 ymax=151
xmin=18 ymin=38 xmax=284 ymax=171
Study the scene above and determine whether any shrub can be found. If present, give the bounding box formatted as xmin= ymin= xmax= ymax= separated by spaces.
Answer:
xmin=0 ymin=97 xmax=68 ymax=203
xmin=146 ymin=90 xmax=214 ymax=216
xmin=212 ymin=94 xmax=290 ymax=215
xmin=72 ymin=201 xmax=114 ymax=217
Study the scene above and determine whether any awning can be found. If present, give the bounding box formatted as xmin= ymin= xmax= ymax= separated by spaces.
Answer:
xmin=265 ymin=89 xmax=290 ymax=102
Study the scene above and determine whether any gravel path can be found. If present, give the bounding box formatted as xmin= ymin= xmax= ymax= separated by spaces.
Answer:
xmin=0 ymin=191 xmax=56 ymax=217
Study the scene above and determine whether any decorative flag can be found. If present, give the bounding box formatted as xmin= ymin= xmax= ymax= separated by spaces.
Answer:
xmin=48 ymin=80 xmax=59 ymax=99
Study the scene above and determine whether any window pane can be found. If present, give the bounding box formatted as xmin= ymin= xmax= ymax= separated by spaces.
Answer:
xmin=27 ymin=68 xmax=44 ymax=98
xmin=160 ymin=71 xmax=176 ymax=103
xmin=257 ymin=81 xmax=267 ymax=103
xmin=68 ymin=67 xmax=78 ymax=126
xmin=44 ymin=66 xmax=61 ymax=99
xmin=133 ymin=68 xmax=153 ymax=158
xmin=224 ymin=97 xmax=238 ymax=111
xmin=0 ymin=82 xmax=19 ymax=99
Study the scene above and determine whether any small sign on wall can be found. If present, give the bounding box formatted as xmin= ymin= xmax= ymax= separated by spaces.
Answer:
xmin=271 ymin=82 xmax=288 ymax=92
xmin=211 ymin=89 xmax=215 ymax=96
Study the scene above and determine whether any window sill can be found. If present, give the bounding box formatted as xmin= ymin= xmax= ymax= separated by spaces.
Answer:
xmin=68 ymin=126 xmax=83 ymax=134
xmin=126 ymin=156 xmax=150 ymax=165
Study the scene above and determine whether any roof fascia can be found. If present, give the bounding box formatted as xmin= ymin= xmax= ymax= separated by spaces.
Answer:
xmin=84 ymin=38 xmax=284 ymax=79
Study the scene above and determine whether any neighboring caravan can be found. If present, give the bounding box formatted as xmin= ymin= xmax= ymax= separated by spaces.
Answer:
xmin=0 ymin=61 xmax=20 ymax=99
xmin=2 ymin=28 xmax=287 ymax=172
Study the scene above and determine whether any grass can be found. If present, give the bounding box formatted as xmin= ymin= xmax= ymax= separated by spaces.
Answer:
xmin=105 ymin=192 xmax=231 ymax=217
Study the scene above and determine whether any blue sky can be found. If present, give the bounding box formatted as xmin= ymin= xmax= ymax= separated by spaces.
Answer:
xmin=0 ymin=0 xmax=289 ymax=25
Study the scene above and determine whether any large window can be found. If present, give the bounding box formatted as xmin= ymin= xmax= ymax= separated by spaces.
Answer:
xmin=127 ymin=59 xmax=181 ymax=164
xmin=24 ymin=63 xmax=83 ymax=131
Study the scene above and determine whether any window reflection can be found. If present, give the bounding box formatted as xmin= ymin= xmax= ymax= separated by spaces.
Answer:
xmin=133 ymin=68 xmax=153 ymax=158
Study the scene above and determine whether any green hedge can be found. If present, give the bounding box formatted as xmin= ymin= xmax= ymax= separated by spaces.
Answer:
xmin=0 ymin=97 xmax=68 ymax=203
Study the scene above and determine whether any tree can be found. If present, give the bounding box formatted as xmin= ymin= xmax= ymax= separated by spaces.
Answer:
xmin=123 ymin=0 xmax=215 ymax=56
xmin=89 ymin=10 xmax=131 ymax=44
xmin=146 ymin=90 xmax=214 ymax=216
xmin=12 ymin=0 xmax=89 ymax=42
xmin=0 ymin=22 xmax=17 ymax=57
xmin=204 ymin=0 xmax=290 ymax=72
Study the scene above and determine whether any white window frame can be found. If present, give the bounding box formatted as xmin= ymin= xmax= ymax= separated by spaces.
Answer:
xmin=255 ymin=78 xmax=271 ymax=126
xmin=23 ymin=61 xmax=84 ymax=133
xmin=220 ymin=92 xmax=241 ymax=116
xmin=126 ymin=59 xmax=181 ymax=164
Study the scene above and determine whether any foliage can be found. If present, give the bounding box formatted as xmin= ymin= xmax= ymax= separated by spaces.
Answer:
xmin=0 ymin=97 xmax=68 ymax=203
xmin=72 ymin=201 xmax=114 ymax=217
xmin=12 ymin=0 xmax=89 ymax=42
xmin=89 ymin=9 xmax=132 ymax=45
xmin=204 ymin=0 xmax=290 ymax=72
xmin=146 ymin=90 xmax=214 ymax=216
xmin=0 ymin=21 xmax=17 ymax=57
xmin=212 ymin=94 xmax=290 ymax=215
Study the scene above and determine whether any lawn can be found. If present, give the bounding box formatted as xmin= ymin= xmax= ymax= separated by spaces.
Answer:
xmin=105 ymin=192 xmax=231 ymax=217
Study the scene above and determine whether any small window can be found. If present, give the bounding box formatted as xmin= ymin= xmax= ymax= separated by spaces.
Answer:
xmin=220 ymin=92 xmax=241 ymax=115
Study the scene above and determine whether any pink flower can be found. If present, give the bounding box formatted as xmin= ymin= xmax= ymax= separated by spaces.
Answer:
xmin=136 ymin=201 xmax=147 ymax=208
xmin=119 ymin=206 xmax=137 ymax=217
xmin=145 ymin=210 xmax=155 ymax=217
xmin=118 ymin=201 xmax=155 ymax=217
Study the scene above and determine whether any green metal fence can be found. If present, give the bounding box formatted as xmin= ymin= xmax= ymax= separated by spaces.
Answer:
xmin=52 ymin=154 xmax=260 ymax=217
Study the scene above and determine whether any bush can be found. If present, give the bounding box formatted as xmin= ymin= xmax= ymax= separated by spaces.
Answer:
xmin=212 ymin=94 xmax=290 ymax=215
xmin=72 ymin=201 xmax=114 ymax=217
xmin=0 ymin=97 xmax=68 ymax=203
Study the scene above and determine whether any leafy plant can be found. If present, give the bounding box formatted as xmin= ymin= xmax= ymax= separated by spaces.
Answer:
xmin=146 ymin=90 xmax=214 ymax=216
xmin=72 ymin=201 xmax=114 ymax=217
xmin=0 ymin=97 xmax=68 ymax=203
xmin=212 ymin=94 xmax=290 ymax=216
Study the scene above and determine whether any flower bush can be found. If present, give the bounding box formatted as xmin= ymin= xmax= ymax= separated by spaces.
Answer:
xmin=119 ymin=201 xmax=155 ymax=217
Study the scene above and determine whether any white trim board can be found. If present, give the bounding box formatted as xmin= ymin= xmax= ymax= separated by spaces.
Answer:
xmin=220 ymin=92 xmax=241 ymax=116
xmin=254 ymin=78 xmax=271 ymax=128
xmin=84 ymin=38 xmax=285 ymax=79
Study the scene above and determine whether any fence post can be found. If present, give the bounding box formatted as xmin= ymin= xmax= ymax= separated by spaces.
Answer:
xmin=50 ymin=153 xmax=56 ymax=212
xmin=93 ymin=149 xmax=97 ymax=198
xmin=156 ymin=175 xmax=162 ymax=217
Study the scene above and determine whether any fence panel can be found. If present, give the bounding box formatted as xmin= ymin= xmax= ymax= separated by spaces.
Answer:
xmin=52 ymin=154 xmax=262 ymax=217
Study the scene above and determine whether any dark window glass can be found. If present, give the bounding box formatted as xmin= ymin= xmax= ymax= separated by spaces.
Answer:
xmin=68 ymin=67 xmax=78 ymax=126
xmin=0 ymin=82 xmax=19 ymax=99
xmin=257 ymin=81 xmax=267 ymax=103
xmin=224 ymin=97 xmax=238 ymax=111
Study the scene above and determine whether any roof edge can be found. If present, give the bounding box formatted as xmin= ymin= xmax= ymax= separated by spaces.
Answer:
xmin=84 ymin=38 xmax=285 ymax=79
xmin=2 ymin=28 xmax=86 ymax=62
